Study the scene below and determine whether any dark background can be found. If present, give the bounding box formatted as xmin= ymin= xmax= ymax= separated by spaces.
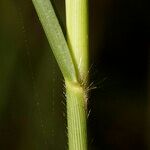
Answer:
xmin=0 ymin=0 xmax=149 ymax=150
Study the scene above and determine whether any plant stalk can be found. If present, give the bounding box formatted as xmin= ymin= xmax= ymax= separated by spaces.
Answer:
xmin=66 ymin=80 xmax=87 ymax=150
xmin=66 ymin=0 xmax=89 ymax=150
xmin=32 ymin=0 xmax=89 ymax=149
xmin=66 ymin=0 xmax=89 ymax=83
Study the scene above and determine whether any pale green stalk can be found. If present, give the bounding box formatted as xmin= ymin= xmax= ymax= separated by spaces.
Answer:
xmin=66 ymin=0 xmax=89 ymax=150
xmin=66 ymin=0 xmax=89 ymax=83
xmin=32 ymin=0 xmax=89 ymax=150
xmin=66 ymin=81 xmax=87 ymax=150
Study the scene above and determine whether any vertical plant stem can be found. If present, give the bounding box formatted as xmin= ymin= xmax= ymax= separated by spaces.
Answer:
xmin=66 ymin=0 xmax=89 ymax=82
xmin=66 ymin=80 xmax=87 ymax=150
xmin=66 ymin=0 xmax=89 ymax=150
xmin=32 ymin=0 xmax=89 ymax=149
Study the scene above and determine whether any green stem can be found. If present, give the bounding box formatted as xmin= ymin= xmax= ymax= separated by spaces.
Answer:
xmin=32 ymin=0 xmax=89 ymax=149
xmin=66 ymin=0 xmax=89 ymax=83
xmin=66 ymin=80 xmax=87 ymax=150
xmin=66 ymin=0 xmax=89 ymax=150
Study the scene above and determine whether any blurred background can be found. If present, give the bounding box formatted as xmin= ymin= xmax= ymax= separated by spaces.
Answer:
xmin=0 ymin=0 xmax=149 ymax=149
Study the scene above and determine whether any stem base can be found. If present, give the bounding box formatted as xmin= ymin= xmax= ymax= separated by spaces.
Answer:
xmin=66 ymin=80 xmax=87 ymax=150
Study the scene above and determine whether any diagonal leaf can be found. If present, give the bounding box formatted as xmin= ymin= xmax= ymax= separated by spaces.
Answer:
xmin=32 ymin=0 xmax=78 ymax=82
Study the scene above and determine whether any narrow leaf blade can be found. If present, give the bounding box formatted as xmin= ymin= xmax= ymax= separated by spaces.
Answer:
xmin=32 ymin=0 xmax=78 ymax=82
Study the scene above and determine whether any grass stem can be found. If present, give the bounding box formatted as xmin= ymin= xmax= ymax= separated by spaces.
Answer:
xmin=66 ymin=0 xmax=89 ymax=150
xmin=32 ymin=0 xmax=89 ymax=149
xmin=66 ymin=0 xmax=89 ymax=83
xmin=66 ymin=80 xmax=87 ymax=150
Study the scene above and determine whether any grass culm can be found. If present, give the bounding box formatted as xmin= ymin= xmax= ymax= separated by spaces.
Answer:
xmin=32 ymin=0 xmax=89 ymax=150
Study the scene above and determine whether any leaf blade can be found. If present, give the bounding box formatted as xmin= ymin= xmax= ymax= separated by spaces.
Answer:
xmin=32 ymin=0 xmax=78 ymax=82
